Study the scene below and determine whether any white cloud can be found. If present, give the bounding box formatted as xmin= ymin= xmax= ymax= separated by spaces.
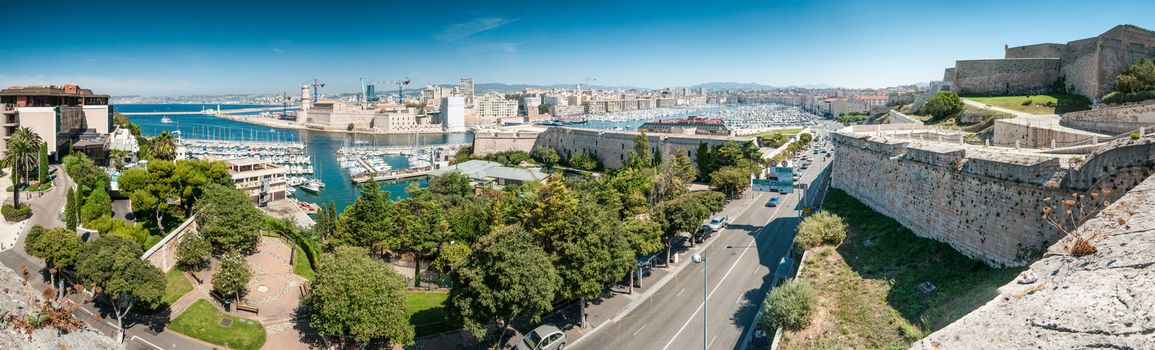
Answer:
xmin=0 ymin=74 xmax=212 ymax=96
xmin=436 ymin=17 xmax=516 ymax=42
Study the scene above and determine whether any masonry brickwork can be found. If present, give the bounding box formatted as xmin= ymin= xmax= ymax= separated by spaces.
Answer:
xmin=945 ymin=24 xmax=1155 ymax=99
xmin=535 ymin=127 xmax=751 ymax=169
xmin=1061 ymin=100 xmax=1155 ymax=133
xmin=832 ymin=125 xmax=1155 ymax=266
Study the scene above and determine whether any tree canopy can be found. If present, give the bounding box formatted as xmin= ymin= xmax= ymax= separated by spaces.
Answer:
xmin=25 ymin=225 xmax=84 ymax=269
xmin=193 ymin=183 xmax=263 ymax=254
xmin=212 ymin=252 xmax=252 ymax=302
xmin=921 ymin=91 xmax=964 ymax=118
xmin=75 ymin=236 xmax=165 ymax=341
xmin=309 ymin=246 xmax=413 ymax=346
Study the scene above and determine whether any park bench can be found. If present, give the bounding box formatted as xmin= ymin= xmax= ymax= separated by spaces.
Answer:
xmin=236 ymin=304 xmax=259 ymax=315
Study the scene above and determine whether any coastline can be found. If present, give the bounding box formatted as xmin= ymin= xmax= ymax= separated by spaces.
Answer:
xmin=215 ymin=114 xmax=472 ymax=136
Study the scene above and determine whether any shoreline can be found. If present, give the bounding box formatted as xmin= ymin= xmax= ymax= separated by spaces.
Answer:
xmin=215 ymin=114 xmax=472 ymax=136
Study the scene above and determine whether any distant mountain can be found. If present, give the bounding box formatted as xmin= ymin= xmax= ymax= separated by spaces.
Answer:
xmin=690 ymin=82 xmax=838 ymax=90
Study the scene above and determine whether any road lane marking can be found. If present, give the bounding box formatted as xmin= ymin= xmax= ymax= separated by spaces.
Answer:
xmin=660 ymin=204 xmax=785 ymax=350
xmin=736 ymin=294 xmax=744 ymax=305
xmin=707 ymin=335 xmax=718 ymax=349
xmin=633 ymin=323 xmax=647 ymax=336
xmin=676 ymin=288 xmax=685 ymax=297
xmin=131 ymin=335 xmax=164 ymax=350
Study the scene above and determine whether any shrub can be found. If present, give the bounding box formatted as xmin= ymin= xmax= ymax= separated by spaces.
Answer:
xmin=1021 ymin=99 xmax=1033 ymax=106
xmin=920 ymin=91 xmax=965 ymax=118
xmin=1 ymin=204 xmax=31 ymax=222
xmin=1130 ymin=132 xmax=1141 ymax=140
xmin=346 ymin=123 xmax=355 ymax=131
xmin=1102 ymin=90 xmax=1155 ymax=105
xmin=762 ymin=278 xmax=818 ymax=330
xmin=793 ymin=210 xmax=848 ymax=250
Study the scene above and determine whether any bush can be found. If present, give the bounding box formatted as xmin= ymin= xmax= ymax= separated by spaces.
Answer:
xmin=1102 ymin=90 xmax=1155 ymax=105
xmin=762 ymin=278 xmax=818 ymax=330
xmin=1 ymin=204 xmax=31 ymax=222
xmin=1131 ymin=132 xmax=1142 ymax=140
xmin=920 ymin=91 xmax=965 ymax=118
xmin=346 ymin=123 xmax=355 ymax=131
xmin=1021 ymin=99 xmax=1033 ymax=106
xmin=793 ymin=211 xmax=848 ymax=250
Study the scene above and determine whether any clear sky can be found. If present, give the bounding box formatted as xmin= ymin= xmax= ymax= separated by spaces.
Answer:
xmin=2 ymin=0 xmax=1153 ymax=96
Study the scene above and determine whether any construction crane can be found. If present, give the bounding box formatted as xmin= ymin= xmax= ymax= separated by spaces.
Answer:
xmin=388 ymin=77 xmax=411 ymax=105
xmin=277 ymin=91 xmax=294 ymax=118
xmin=308 ymin=79 xmax=325 ymax=105
xmin=581 ymin=77 xmax=597 ymax=91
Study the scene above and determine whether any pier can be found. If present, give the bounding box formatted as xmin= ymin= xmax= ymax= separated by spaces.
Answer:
xmin=350 ymin=166 xmax=437 ymax=184
xmin=121 ymin=106 xmax=298 ymax=116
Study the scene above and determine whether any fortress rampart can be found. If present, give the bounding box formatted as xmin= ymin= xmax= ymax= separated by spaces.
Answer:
xmin=472 ymin=126 xmax=752 ymax=169
xmin=1061 ymin=100 xmax=1155 ymax=134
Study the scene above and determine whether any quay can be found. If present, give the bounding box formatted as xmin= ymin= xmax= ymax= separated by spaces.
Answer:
xmin=350 ymin=166 xmax=436 ymax=184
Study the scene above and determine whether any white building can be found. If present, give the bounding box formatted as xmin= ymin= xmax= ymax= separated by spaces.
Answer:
xmin=439 ymin=96 xmax=467 ymax=133
xmin=523 ymin=95 xmax=542 ymax=114
xmin=475 ymin=97 xmax=519 ymax=122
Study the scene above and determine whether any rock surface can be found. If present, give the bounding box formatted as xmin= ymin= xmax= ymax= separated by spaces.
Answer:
xmin=913 ymin=175 xmax=1155 ymax=349
xmin=0 ymin=263 xmax=123 ymax=350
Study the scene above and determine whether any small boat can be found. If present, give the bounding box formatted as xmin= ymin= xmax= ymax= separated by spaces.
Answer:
xmin=299 ymin=181 xmax=321 ymax=193
xmin=160 ymin=116 xmax=174 ymax=124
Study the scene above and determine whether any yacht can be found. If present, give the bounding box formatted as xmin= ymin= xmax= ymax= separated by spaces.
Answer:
xmin=299 ymin=181 xmax=321 ymax=193
xmin=160 ymin=116 xmax=173 ymax=124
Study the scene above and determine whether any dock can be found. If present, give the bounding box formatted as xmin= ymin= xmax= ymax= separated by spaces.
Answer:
xmin=350 ymin=166 xmax=436 ymax=184
xmin=121 ymin=106 xmax=298 ymax=116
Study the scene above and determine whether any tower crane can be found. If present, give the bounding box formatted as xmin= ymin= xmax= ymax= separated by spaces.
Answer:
xmin=388 ymin=77 xmax=411 ymax=104
xmin=308 ymin=79 xmax=325 ymax=105
xmin=277 ymin=91 xmax=294 ymax=118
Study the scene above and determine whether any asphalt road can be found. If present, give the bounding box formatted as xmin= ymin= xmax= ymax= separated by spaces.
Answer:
xmin=573 ymin=125 xmax=837 ymax=350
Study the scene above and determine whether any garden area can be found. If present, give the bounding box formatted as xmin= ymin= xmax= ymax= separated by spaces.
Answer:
xmin=407 ymin=291 xmax=460 ymax=337
xmin=964 ymin=93 xmax=1090 ymax=114
xmin=168 ymin=299 xmax=267 ymax=350
xmin=775 ymin=189 xmax=1023 ymax=349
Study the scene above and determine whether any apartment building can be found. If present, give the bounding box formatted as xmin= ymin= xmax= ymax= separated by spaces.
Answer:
xmin=0 ymin=84 xmax=111 ymax=158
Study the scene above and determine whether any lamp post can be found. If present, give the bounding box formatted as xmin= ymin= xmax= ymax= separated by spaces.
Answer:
xmin=692 ymin=253 xmax=707 ymax=350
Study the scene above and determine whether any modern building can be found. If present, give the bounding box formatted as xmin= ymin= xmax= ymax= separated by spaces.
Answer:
xmin=637 ymin=116 xmax=731 ymax=136
xmin=460 ymin=77 xmax=475 ymax=106
xmin=475 ymin=96 xmax=519 ymax=122
xmin=225 ymin=158 xmax=288 ymax=206
xmin=522 ymin=95 xmax=542 ymax=115
xmin=106 ymin=127 xmax=140 ymax=166
xmin=0 ymin=84 xmax=111 ymax=159
xmin=429 ymin=159 xmax=548 ymax=188
xmin=365 ymin=84 xmax=377 ymax=102
xmin=439 ymin=96 xmax=467 ymax=133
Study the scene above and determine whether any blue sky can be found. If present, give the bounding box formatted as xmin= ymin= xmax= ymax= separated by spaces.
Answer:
xmin=3 ymin=0 xmax=1153 ymax=96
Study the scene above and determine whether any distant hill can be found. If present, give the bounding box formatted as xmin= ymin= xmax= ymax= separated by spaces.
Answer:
xmin=689 ymin=82 xmax=838 ymax=90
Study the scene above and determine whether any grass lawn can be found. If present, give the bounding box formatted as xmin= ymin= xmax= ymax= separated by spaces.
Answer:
xmin=965 ymin=93 xmax=1090 ymax=114
xmin=168 ymin=299 xmax=267 ymax=350
xmin=292 ymin=243 xmax=316 ymax=281
xmin=163 ymin=269 xmax=193 ymax=306
xmin=407 ymin=291 xmax=461 ymax=337
xmin=780 ymin=189 xmax=1023 ymax=349
xmin=755 ymin=128 xmax=805 ymax=138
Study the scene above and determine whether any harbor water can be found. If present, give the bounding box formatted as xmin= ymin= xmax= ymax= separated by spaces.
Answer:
xmin=119 ymin=104 xmax=466 ymax=213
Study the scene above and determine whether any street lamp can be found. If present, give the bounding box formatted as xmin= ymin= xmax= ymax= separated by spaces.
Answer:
xmin=692 ymin=253 xmax=707 ymax=350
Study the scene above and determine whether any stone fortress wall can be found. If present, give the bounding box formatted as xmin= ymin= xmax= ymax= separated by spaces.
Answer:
xmin=1062 ymin=100 xmax=1155 ymax=133
xmin=945 ymin=24 xmax=1155 ymax=99
xmin=953 ymin=59 xmax=1061 ymax=96
xmin=471 ymin=126 xmax=752 ymax=169
xmin=831 ymin=124 xmax=1155 ymax=266
xmin=471 ymin=129 xmax=543 ymax=155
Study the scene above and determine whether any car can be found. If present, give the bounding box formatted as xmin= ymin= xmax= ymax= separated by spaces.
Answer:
xmin=766 ymin=196 xmax=781 ymax=207
xmin=793 ymin=174 xmax=800 ymax=182
xmin=812 ymin=149 xmax=819 ymax=154
xmin=704 ymin=214 xmax=728 ymax=232
xmin=516 ymin=324 xmax=567 ymax=350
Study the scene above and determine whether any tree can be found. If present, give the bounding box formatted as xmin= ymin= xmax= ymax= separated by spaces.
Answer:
xmin=651 ymin=191 xmax=721 ymax=263
xmin=147 ymin=131 xmax=177 ymax=161
xmin=64 ymin=188 xmax=79 ymax=230
xmin=551 ymin=200 xmax=633 ymax=327
xmin=452 ymin=145 xmax=474 ymax=164
xmin=568 ymin=149 xmax=599 ymax=170
xmin=759 ymin=132 xmax=789 ymax=148
xmin=25 ymin=225 xmax=84 ymax=299
xmin=448 ymin=225 xmax=559 ymax=348
xmin=87 ymin=216 xmax=150 ymax=247
xmin=521 ymin=174 xmax=578 ymax=252
xmin=394 ymin=187 xmax=447 ymax=287
xmin=212 ymin=253 xmax=252 ymax=304
xmin=1114 ymin=57 xmax=1155 ymax=93
xmin=530 ymin=145 xmax=561 ymax=169
xmin=709 ymin=166 xmax=752 ymax=199
xmin=762 ymin=278 xmax=818 ymax=330
xmin=920 ymin=91 xmax=964 ymax=118
xmin=695 ymin=142 xmax=713 ymax=181
xmin=176 ymin=232 xmax=212 ymax=270
xmin=63 ymin=152 xmax=110 ymax=195
xmin=333 ymin=182 xmax=399 ymax=255
xmin=1 ymin=127 xmax=42 ymax=207
xmin=346 ymin=123 xmax=355 ymax=131
xmin=37 ymin=142 xmax=48 ymax=184
xmin=313 ymin=201 xmax=337 ymax=241
xmin=193 ymin=184 xmax=263 ymax=254
xmin=309 ymin=246 xmax=413 ymax=347
xmin=538 ymin=102 xmax=552 ymax=115
xmin=428 ymin=171 xmax=473 ymax=196
xmin=80 ymin=185 xmax=112 ymax=224
xmin=793 ymin=211 xmax=848 ymax=250
xmin=118 ymin=159 xmax=231 ymax=232
xmin=75 ymin=236 xmax=165 ymax=342
xmin=656 ymin=147 xmax=697 ymax=200
xmin=626 ymin=132 xmax=654 ymax=169
xmin=109 ymin=149 xmax=130 ymax=170
xmin=798 ymin=133 xmax=813 ymax=144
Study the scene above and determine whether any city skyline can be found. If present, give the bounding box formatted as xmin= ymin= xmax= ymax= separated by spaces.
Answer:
xmin=3 ymin=0 xmax=1154 ymax=96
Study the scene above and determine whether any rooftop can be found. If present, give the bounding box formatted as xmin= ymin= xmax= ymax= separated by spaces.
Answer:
xmin=0 ymin=84 xmax=109 ymax=98
xmin=429 ymin=160 xmax=548 ymax=183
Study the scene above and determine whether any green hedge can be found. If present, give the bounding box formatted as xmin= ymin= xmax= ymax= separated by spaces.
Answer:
xmin=2 ymin=204 xmax=31 ymax=222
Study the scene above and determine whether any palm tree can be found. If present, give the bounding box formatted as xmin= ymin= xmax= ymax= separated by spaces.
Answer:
xmin=1 ymin=127 xmax=43 ymax=207
xmin=109 ymin=149 xmax=130 ymax=170
xmin=148 ymin=131 xmax=176 ymax=161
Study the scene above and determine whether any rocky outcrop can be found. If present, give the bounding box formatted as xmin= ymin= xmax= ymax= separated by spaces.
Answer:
xmin=913 ymin=174 xmax=1155 ymax=349
xmin=0 ymin=264 xmax=123 ymax=350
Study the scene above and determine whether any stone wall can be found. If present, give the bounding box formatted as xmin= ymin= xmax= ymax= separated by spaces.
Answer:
xmin=991 ymin=118 xmax=1102 ymax=148
xmin=913 ymin=174 xmax=1155 ymax=349
xmin=1091 ymin=25 xmax=1155 ymax=97
xmin=1059 ymin=37 xmax=1101 ymax=99
xmin=1061 ymin=100 xmax=1155 ymax=133
xmin=953 ymin=58 xmax=1061 ymax=96
xmin=832 ymin=133 xmax=1065 ymax=266
xmin=142 ymin=215 xmax=197 ymax=273
xmin=1005 ymin=43 xmax=1066 ymax=59
xmin=884 ymin=110 xmax=923 ymax=125
xmin=471 ymin=129 xmax=544 ymax=156
xmin=1064 ymin=137 xmax=1155 ymax=191
xmin=535 ymin=127 xmax=751 ymax=169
